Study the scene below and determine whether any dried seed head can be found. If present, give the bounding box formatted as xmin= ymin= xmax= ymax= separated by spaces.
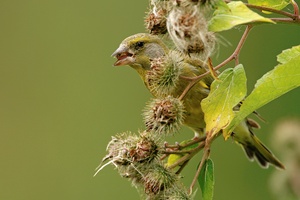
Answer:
xmin=146 ymin=0 xmax=172 ymax=35
xmin=167 ymin=5 xmax=215 ymax=60
xmin=105 ymin=133 xmax=138 ymax=166
xmin=105 ymin=132 xmax=159 ymax=166
xmin=143 ymin=96 xmax=185 ymax=135
xmin=146 ymin=50 xmax=183 ymax=97
xmin=145 ymin=9 xmax=168 ymax=35
xmin=97 ymin=132 xmax=162 ymax=186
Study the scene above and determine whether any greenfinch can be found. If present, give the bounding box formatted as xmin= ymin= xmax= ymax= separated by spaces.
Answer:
xmin=112 ymin=33 xmax=284 ymax=169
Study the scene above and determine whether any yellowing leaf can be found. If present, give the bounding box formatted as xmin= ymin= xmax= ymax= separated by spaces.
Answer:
xmin=248 ymin=0 xmax=290 ymax=12
xmin=209 ymin=1 xmax=274 ymax=32
xmin=201 ymin=65 xmax=247 ymax=137
xmin=225 ymin=46 xmax=300 ymax=136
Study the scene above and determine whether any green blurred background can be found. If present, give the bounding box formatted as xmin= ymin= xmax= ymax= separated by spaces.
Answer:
xmin=0 ymin=1 xmax=299 ymax=199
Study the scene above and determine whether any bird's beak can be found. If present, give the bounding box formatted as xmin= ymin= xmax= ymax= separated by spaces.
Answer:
xmin=111 ymin=45 xmax=134 ymax=66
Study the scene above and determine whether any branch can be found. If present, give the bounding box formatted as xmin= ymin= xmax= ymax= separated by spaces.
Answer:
xmin=179 ymin=25 xmax=252 ymax=101
xmin=245 ymin=3 xmax=296 ymax=19
xmin=166 ymin=141 xmax=205 ymax=169
xmin=245 ymin=1 xmax=300 ymax=24
xmin=292 ymin=0 xmax=299 ymax=17
xmin=270 ymin=17 xmax=300 ymax=23
xmin=163 ymin=136 xmax=206 ymax=149
xmin=162 ymin=136 xmax=206 ymax=170
xmin=188 ymin=132 xmax=220 ymax=194
xmin=216 ymin=25 xmax=253 ymax=69
xmin=188 ymin=145 xmax=210 ymax=194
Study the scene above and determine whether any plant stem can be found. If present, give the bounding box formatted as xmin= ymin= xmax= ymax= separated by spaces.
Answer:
xmin=217 ymin=25 xmax=253 ymax=69
xmin=188 ymin=138 xmax=211 ymax=194
xmin=270 ymin=17 xmax=300 ymax=23
xmin=178 ymin=77 xmax=205 ymax=101
xmin=166 ymin=142 xmax=205 ymax=169
xmin=245 ymin=1 xmax=300 ymax=24
xmin=292 ymin=0 xmax=299 ymax=17
xmin=164 ymin=136 xmax=206 ymax=149
xmin=188 ymin=149 xmax=210 ymax=194
xmin=179 ymin=25 xmax=252 ymax=100
xmin=245 ymin=3 xmax=295 ymax=18
xmin=162 ymin=137 xmax=206 ymax=170
xmin=207 ymin=57 xmax=219 ymax=80
xmin=188 ymin=132 xmax=219 ymax=194
xmin=162 ymin=149 xmax=201 ymax=154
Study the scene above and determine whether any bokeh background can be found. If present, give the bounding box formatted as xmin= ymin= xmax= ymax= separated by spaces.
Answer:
xmin=1 ymin=1 xmax=300 ymax=199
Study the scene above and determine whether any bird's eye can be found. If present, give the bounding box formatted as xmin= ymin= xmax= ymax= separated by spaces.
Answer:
xmin=135 ymin=41 xmax=144 ymax=49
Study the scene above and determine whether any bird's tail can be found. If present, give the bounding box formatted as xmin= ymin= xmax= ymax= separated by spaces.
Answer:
xmin=241 ymin=133 xmax=285 ymax=169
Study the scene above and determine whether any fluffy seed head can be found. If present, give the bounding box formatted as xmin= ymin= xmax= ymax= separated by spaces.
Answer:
xmin=146 ymin=0 xmax=173 ymax=35
xmin=145 ymin=9 xmax=168 ymax=35
xmin=167 ymin=5 xmax=215 ymax=60
xmin=143 ymin=96 xmax=185 ymax=135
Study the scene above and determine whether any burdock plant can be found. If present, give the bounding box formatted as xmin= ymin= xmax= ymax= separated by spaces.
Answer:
xmin=97 ymin=0 xmax=300 ymax=199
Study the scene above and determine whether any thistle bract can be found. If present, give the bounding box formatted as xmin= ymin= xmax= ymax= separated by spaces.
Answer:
xmin=143 ymin=96 xmax=185 ymax=135
xmin=106 ymin=132 xmax=160 ymax=166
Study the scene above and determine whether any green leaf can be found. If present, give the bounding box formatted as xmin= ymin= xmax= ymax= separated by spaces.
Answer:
xmin=198 ymin=159 xmax=214 ymax=200
xmin=277 ymin=45 xmax=300 ymax=64
xmin=248 ymin=0 xmax=290 ymax=11
xmin=209 ymin=1 xmax=274 ymax=32
xmin=201 ymin=65 xmax=247 ymax=137
xmin=225 ymin=46 xmax=300 ymax=136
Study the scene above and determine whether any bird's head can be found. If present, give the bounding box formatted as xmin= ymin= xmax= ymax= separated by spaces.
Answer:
xmin=112 ymin=33 xmax=168 ymax=74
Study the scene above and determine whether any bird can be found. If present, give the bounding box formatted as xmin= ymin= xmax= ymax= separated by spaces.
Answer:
xmin=111 ymin=33 xmax=284 ymax=169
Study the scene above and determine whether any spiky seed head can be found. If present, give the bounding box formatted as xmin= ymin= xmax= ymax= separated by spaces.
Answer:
xmin=143 ymin=164 xmax=177 ymax=196
xmin=167 ymin=5 xmax=215 ymax=60
xmin=143 ymin=96 xmax=185 ymax=135
xmin=146 ymin=50 xmax=183 ymax=97
xmin=130 ymin=135 xmax=159 ymax=163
